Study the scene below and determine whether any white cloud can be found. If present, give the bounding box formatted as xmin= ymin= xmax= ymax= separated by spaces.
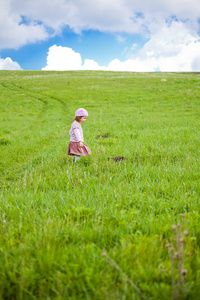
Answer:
xmin=116 ymin=35 xmax=126 ymax=43
xmin=137 ymin=21 xmax=200 ymax=71
xmin=42 ymin=45 xmax=82 ymax=70
xmin=191 ymin=56 xmax=200 ymax=71
xmin=1 ymin=0 xmax=200 ymax=50
xmin=42 ymin=30 xmax=200 ymax=72
xmin=117 ymin=20 xmax=200 ymax=72
xmin=83 ymin=59 xmax=104 ymax=70
xmin=1 ymin=0 xmax=200 ymax=71
xmin=110 ymin=32 xmax=200 ymax=72
xmin=0 ymin=0 xmax=49 ymax=50
xmin=42 ymin=45 xmax=105 ymax=70
xmin=0 ymin=57 xmax=22 ymax=70
xmin=139 ymin=21 xmax=199 ymax=58
xmin=8 ymin=0 xmax=200 ymax=33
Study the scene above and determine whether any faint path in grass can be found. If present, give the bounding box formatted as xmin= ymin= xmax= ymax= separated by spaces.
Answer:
xmin=0 ymin=81 xmax=68 ymax=120
xmin=0 ymin=81 xmax=48 ymax=125
xmin=0 ymin=81 xmax=69 ymax=187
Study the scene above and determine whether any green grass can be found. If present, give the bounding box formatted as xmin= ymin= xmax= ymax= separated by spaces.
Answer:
xmin=0 ymin=70 xmax=200 ymax=299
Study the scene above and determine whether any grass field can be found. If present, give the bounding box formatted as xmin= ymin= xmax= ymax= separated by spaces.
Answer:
xmin=0 ymin=70 xmax=200 ymax=299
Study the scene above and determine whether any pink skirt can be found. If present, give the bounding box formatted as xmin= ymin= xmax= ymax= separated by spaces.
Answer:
xmin=67 ymin=141 xmax=91 ymax=156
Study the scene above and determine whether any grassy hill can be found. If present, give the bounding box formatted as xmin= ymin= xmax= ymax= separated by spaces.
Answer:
xmin=0 ymin=70 xmax=200 ymax=299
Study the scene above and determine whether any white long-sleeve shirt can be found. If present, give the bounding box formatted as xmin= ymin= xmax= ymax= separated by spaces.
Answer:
xmin=69 ymin=121 xmax=84 ymax=142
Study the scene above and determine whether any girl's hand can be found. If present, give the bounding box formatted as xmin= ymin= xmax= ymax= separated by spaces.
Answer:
xmin=79 ymin=141 xmax=83 ymax=148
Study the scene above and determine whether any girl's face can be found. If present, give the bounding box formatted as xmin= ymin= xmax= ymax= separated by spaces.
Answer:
xmin=80 ymin=116 xmax=87 ymax=123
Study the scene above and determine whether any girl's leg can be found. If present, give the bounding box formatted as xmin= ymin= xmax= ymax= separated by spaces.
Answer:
xmin=73 ymin=155 xmax=81 ymax=162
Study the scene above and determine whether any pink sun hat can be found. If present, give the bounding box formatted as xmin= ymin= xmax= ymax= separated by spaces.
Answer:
xmin=75 ymin=108 xmax=88 ymax=117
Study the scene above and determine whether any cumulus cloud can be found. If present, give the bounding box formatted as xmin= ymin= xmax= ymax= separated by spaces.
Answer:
xmin=83 ymin=59 xmax=104 ymax=70
xmin=1 ymin=0 xmax=200 ymax=71
xmin=42 ymin=20 xmax=200 ymax=73
xmin=42 ymin=45 xmax=82 ymax=70
xmin=1 ymin=0 xmax=200 ymax=50
xmin=0 ymin=0 xmax=49 ymax=50
xmin=42 ymin=45 xmax=106 ymax=71
xmin=7 ymin=0 xmax=200 ymax=33
xmin=0 ymin=57 xmax=22 ymax=70
xmin=131 ymin=20 xmax=200 ymax=71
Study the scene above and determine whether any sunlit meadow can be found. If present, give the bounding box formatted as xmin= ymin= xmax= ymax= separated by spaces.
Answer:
xmin=0 ymin=70 xmax=200 ymax=299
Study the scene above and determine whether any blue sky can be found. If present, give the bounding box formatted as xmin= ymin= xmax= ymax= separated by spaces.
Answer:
xmin=0 ymin=0 xmax=200 ymax=72
xmin=0 ymin=29 xmax=147 ymax=70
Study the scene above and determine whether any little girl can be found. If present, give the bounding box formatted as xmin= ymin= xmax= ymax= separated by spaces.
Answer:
xmin=67 ymin=108 xmax=91 ymax=162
